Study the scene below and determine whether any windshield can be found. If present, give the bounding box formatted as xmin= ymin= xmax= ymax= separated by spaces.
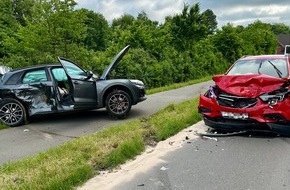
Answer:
xmin=227 ymin=59 xmax=288 ymax=78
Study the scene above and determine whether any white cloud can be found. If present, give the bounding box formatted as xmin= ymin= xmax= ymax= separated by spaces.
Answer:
xmin=75 ymin=0 xmax=290 ymax=27
xmin=75 ymin=0 xmax=192 ymax=23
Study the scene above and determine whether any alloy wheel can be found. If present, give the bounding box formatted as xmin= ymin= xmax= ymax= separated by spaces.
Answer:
xmin=0 ymin=102 xmax=24 ymax=126
xmin=108 ymin=93 xmax=129 ymax=114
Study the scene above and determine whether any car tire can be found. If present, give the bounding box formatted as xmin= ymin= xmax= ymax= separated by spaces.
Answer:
xmin=0 ymin=98 xmax=27 ymax=127
xmin=105 ymin=90 xmax=132 ymax=119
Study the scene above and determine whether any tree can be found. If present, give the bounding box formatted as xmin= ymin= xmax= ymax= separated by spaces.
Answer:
xmin=166 ymin=3 xmax=216 ymax=51
xmin=0 ymin=0 xmax=19 ymax=58
xmin=3 ymin=0 xmax=88 ymax=67
xmin=12 ymin=0 xmax=35 ymax=26
xmin=270 ymin=23 xmax=290 ymax=35
xmin=241 ymin=21 xmax=277 ymax=55
xmin=213 ymin=24 xmax=243 ymax=63
xmin=112 ymin=14 xmax=135 ymax=30
xmin=77 ymin=9 xmax=110 ymax=51
xmin=202 ymin=9 xmax=217 ymax=34
xmin=110 ymin=11 xmax=170 ymax=60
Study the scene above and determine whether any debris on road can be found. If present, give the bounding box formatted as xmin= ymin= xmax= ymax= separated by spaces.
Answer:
xmin=146 ymin=147 xmax=155 ymax=154
xmin=23 ymin=129 xmax=29 ymax=132
xmin=160 ymin=166 xmax=169 ymax=171
xmin=201 ymin=136 xmax=218 ymax=142
xmin=196 ymin=130 xmax=247 ymax=138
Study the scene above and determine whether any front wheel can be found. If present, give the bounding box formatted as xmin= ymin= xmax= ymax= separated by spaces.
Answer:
xmin=105 ymin=90 xmax=132 ymax=119
xmin=0 ymin=98 xmax=27 ymax=127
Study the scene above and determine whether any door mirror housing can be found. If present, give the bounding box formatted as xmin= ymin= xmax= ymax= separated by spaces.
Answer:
xmin=86 ymin=71 xmax=93 ymax=80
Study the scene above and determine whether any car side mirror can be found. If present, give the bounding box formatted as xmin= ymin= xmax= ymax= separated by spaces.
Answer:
xmin=285 ymin=45 xmax=290 ymax=55
xmin=86 ymin=71 xmax=93 ymax=80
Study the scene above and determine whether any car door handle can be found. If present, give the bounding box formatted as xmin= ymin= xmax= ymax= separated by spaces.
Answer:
xmin=73 ymin=81 xmax=79 ymax=85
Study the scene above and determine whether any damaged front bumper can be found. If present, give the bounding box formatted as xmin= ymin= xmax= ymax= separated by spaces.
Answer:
xmin=199 ymin=94 xmax=290 ymax=136
xmin=203 ymin=116 xmax=290 ymax=136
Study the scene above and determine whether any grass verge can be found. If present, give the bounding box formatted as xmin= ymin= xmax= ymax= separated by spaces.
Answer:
xmin=0 ymin=97 xmax=203 ymax=190
xmin=0 ymin=123 xmax=8 ymax=130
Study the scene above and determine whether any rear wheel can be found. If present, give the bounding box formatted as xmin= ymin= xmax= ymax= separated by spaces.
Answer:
xmin=105 ymin=90 xmax=132 ymax=119
xmin=0 ymin=98 xmax=26 ymax=127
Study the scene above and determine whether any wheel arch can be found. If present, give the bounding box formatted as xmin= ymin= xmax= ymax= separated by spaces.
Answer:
xmin=0 ymin=96 xmax=29 ymax=126
xmin=0 ymin=94 xmax=29 ymax=122
xmin=102 ymin=85 xmax=133 ymax=107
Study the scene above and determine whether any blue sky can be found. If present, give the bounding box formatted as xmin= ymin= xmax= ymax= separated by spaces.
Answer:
xmin=75 ymin=0 xmax=290 ymax=27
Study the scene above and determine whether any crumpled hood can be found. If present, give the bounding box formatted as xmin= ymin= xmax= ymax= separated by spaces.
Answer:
xmin=213 ymin=74 xmax=287 ymax=98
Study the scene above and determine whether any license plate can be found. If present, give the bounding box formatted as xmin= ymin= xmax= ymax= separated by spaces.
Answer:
xmin=221 ymin=111 xmax=248 ymax=120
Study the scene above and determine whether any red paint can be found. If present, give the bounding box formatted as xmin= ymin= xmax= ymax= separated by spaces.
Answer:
xmin=213 ymin=74 xmax=287 ymax=98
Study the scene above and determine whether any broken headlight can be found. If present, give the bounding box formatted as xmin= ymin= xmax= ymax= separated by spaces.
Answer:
xmin=259 ymin=90 xmax=290 ymax=106
xmin=204 ymin=86 xmax=218 ymax=99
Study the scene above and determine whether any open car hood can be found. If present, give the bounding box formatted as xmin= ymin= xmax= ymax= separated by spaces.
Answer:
xmin=100 ymin=45 xmax=130 ymax=80
xmin=213 ymin=74 xmax=288 ymax=98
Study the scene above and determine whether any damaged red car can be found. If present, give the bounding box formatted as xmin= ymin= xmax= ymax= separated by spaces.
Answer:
xmin=199 ymin=54 xmax=290 ymax=135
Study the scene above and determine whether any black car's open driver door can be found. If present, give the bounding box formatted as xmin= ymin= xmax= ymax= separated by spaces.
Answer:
xmin=58 ymin=57 xmax=97 ymax=109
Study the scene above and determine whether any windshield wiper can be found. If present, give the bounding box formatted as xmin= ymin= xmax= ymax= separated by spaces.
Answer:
xmin=268 ymin=60 xmax=282 ymax=78
xmin=258 ymin=61 xmax=262 ymax=74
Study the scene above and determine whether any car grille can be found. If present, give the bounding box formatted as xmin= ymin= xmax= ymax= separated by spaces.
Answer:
xmin=217 ymin=92 xmax=257 ymax=108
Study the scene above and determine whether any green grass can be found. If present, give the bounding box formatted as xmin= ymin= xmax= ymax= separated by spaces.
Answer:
xmin=0 ymin=78 xmax=210 ymax=190
xmin=146 ymin=76 xmax=212 ymax=95
xmin=149 ymin=98 xmax=202 ymax=141
xmin=0 ymin=123 xmax=8 ymax=130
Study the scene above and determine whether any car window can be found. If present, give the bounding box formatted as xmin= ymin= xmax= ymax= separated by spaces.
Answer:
xmin=227 ymin=59 xmax=288 ymax=78
xmin=52 ymin=68 xmax=68 ymax=81
xmin=5 ymin=72 xmax=22 ymax=85
xmin=60 ymin=59 xmax=87 ymax=77
xmin=22 ymin=69 xmax=48 ymax=84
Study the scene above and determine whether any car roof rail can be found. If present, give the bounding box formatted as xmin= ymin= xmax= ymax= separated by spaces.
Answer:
xmin=284 ymin=45 xmax=290 ymax=55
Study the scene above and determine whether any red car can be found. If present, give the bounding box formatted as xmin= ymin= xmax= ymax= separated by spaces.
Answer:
xmin=198 ymin=54 xmax=290 ymax=135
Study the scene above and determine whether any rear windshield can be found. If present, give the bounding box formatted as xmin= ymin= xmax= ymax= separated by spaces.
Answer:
xmin=227 ymin=59 xmax=288 ymax=78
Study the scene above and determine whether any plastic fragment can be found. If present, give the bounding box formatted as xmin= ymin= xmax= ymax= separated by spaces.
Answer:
xmin=201 ymin=136 xmax=218 ymax=141
xmin=24 ymin=129 xmax=29 ymax=132
xmin=160 ymin=166 xmax=169 ymax=171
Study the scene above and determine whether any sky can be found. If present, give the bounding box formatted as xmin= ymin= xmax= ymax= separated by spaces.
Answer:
xmin=75 ymin=0 xmax=290 ymax=28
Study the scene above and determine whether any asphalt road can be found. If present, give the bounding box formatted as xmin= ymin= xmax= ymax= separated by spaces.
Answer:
xmin=0 ymin=81 xmax=212 ymax=165
xmin=115 ymin=124 xmax=290 ymax=190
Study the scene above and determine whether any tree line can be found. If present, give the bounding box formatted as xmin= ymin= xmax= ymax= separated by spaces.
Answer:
xmin=1 ymin=0 xmax=289 ymax=89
